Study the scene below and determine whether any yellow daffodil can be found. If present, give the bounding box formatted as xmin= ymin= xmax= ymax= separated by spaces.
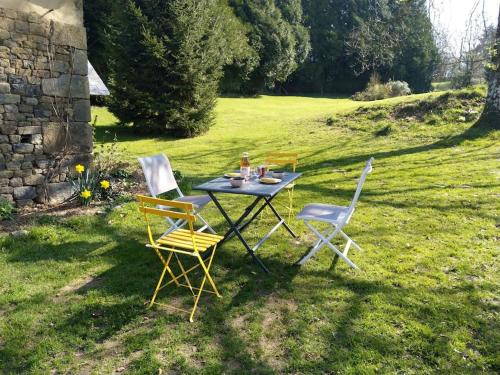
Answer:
xmin=100 ymin=180 xmax=110 ymax=189
xmin=75 ymin=164 xmax=85 ymax=174
xmin=80 ymin=189 xmax=92 ymax=199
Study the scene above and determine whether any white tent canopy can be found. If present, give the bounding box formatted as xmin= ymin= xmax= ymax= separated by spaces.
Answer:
xmin=88 ymin=61 xmax=110 ymax=96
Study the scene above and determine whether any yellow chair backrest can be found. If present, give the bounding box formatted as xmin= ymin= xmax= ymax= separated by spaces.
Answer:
xmin=265 ymin=152 xmax=299 ymax=172
xmin=137 ymin=195 xmax=199 ymax=250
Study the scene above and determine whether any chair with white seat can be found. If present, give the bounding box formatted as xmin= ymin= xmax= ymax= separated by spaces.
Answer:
xmin=295 ymin=158 xmax=374 ymax=269
xmin=138 ymin=154 xmax=215 ymax=235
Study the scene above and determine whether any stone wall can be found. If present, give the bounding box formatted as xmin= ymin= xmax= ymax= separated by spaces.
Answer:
xmin=0 ymin=5 xmax=92 ymax=206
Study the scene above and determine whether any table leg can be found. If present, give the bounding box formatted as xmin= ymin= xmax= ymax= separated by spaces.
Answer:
xmin=264 ymin=197 xmax=298 ymax=238
xmin=207 ymin=192 xmax=270 ymax=273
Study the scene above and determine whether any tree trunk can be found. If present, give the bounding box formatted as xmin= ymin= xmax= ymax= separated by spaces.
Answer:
xmin=479 ymin=6 xmax=500 ymax=128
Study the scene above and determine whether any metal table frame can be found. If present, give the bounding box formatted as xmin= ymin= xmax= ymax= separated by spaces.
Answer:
xmin=194 ymin=173 xmax=302 ymax=273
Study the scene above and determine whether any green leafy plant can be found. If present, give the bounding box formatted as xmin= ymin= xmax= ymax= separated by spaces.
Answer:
xmin=70 ymin=164 xmax=112 ymax=206
xmin=0 ymin=197 xmax=14 ymax=221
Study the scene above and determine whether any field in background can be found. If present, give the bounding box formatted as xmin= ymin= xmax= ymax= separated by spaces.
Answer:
xmin=1 ymin=89 xmax=498 ymax=373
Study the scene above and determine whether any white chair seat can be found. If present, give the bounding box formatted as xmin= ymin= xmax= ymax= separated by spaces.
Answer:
xmin=297 ymin=203 xmax=349 ymax=224
xmin=175 ymin=195 xmax=211 ymax=209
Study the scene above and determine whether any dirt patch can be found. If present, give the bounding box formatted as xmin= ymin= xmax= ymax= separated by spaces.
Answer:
xmin=53 ymin=272 xmax=105 ymax=303
xmin=259 ymin=295 xmax=298 ymax=372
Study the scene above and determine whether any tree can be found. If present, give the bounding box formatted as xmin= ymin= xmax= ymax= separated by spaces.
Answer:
xmin=479 ymin=5 xmax=500 ymax=128
xmin=227 ymin=0 xmax=310 ymax=93
xmin=386 ymin=0 xmax=439 ymax=93
xmin=107 ymin=0 xmax=243 ymax=137
xmin=286 ymin=0 xmax=438 ymax=94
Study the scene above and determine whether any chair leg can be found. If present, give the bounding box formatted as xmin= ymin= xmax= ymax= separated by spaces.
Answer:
xmin=340 ymin=230 xmax=363 ymax=251
xmin=189 ymin=246 xmax=220 ymax=322
xmin=296 ymin=223 xmax=340 ymax=265
xmin=299 ymin=222 xmax=358 ymax=269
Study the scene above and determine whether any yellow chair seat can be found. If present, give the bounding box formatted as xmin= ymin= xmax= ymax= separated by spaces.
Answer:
xmin=157 ymin=229 xmax=223 ymax=252
xmin=284 ymin=183 xmax=295 ymax=189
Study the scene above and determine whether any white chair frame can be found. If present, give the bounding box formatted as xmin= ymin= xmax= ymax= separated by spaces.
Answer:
xmin=296 ymin=157 xmax=374 ymax=269
xmin=138 ymin=154 xmax=215 ymax=235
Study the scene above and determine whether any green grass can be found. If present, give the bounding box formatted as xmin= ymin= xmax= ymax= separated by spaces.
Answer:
xmin=1 ymin=89 xmax=499 ymax=374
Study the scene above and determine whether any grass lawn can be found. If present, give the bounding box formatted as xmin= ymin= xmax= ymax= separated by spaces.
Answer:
xmin=1 ymin=89 xmax=499 ymax=374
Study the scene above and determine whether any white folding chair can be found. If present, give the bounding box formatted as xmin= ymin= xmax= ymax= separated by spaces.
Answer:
xmin=138 ymin=154 xmax=215 ymax=235
xmin=295 ymin=158 xmax=374 ymax=269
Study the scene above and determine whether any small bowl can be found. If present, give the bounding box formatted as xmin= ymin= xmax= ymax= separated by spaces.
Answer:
xmin=272 ymin=171 xmax=284 ymax=179
xmin=230 ymin=177 xmax=245 ymax=188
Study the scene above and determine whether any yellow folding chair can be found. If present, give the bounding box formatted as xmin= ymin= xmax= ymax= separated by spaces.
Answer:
xmin=137 ymin=195 xmax=223 ymax=322
xmin=264 ymin=152 xmax=299 ymax=222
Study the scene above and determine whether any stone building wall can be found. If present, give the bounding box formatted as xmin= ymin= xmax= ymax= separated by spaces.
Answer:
xmin=0 ymin=5 xmax=92 ymax=207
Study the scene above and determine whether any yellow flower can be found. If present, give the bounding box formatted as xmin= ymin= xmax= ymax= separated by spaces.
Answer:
xmin=75 ymin=164 xmax=85 ymax=174
xmin=80 ymin=189 xmax=92 ymax=199
xmin=100 ymin=180 xmax=110 ymax=189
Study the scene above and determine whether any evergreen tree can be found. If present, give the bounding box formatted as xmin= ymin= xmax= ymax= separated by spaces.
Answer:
xmin=227 ymin=0 xmax=310 ymax=93
xmin=386 ymin=0 xmax=439 ymax=93
xmin=107 ymin=0 xmax=241 ymax=136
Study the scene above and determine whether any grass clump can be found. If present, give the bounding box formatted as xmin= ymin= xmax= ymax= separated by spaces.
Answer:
xmin=0 ymin=198 xmax=14 ymax=221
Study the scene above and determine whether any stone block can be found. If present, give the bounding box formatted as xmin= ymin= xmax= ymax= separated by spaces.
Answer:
xmin=0 ymin=143 xmax=12 ymax=153
xmin=0 ymin=93 xmax=20 ymax=104
xmin=13 ymin=143 xmax=34 ymax=154
xmin=0 ymin=82 xmax=10 ymax=93
xmin=6 ymin=161 xmax=21 ymax=170
xmin=29 ymin=22 xmax=49 ymax=37
xmin=42 ymin=74 xmax=89 ymax=99
xmin=4 ymin=104 xmax=18 ymax=112
xmin=13 ymin=186 xmax=36 ymax=200
xmin=0 ymin=135 xmax=8 ymax=143
xmin=0 ymin=186 xmax=13 ymax=194
xmin=51 ymin=23 xmax=87 ymax=50
xmin=0 ymin=178 xmax=8 ymax=186
xmin=24 ymin=174 xmax=45 ymax=186
xmin=42 ymin=122 xmax=66 ymax=154
xmin=9 ymin=177 xmax=22 ymax=187
xmin=67 ymin=122 xmax=92 ymax=154
xmin=14 ymin=169 xmax=32 ymax=177
xmin=14 ymin=21 xmax=29 ymax=34
xmin=9 ymin=135 xmax=20 ymax=143
xmin=19 ymin=104 xmax=33 ymax=113
xmin=72 ymin=49 xmax=88 ymax=75
xmin=10 ymin=83 xmax=26 ymax=95
xmin=18 ymin=126 xmax=41 ymax=135
xmin=10 ymin=154 xmax=24 ymax=162
xmin=0 ymin=170 xmax=14 ymax=178
xmin=0 ymin=29 xmax=10 ymax=40
xmin=5 ymin=112 xmax=25 ymax=121
xmin=24 ymin=97 xmax=38 ymax=105
xmin=21 ymin=161 xmax=33 ymax=169
xmin=36 ymin=159 xmax=50 ymax=169
xmin=40 ymin=181 xmax=73 ymax=204
xmin=0 ymin=123 xmax=16 ymax=135
xmin=73 ymin=99 xmax=90 ymax=122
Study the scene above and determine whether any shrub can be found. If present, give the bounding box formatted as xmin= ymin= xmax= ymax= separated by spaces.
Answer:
xmin=387 ymin=80 xmax=411 ymax=97
xmin=353 ymin=74 xmax=411 ymax=101
xmin=0 ymin=198 xmax=14 ymax=221
xmin=326 ymin=117 xmax=335 ymax=126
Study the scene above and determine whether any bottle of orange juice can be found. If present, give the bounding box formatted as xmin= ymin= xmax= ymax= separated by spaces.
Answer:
xmin=240 ymin=152 xmax=250 ymax=179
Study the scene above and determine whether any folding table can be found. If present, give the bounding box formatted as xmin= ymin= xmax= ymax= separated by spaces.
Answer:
xmin=194 ymin=172 xmax=302 ymax=273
